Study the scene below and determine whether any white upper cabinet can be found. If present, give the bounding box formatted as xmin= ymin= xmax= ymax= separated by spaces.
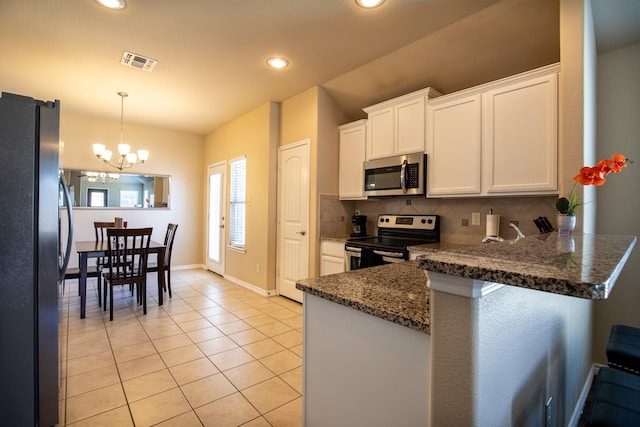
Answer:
xmin=338 ymin=119 xmax=367 ymax=200
xmin=426 ymin=93 xmax=482 ymax=196
xmin=426 ymin=63 xmax=559 ymax=197
xmin=482 ymin=73 xmax=558 ymax=194
xmin=364 ymin=87 xmax=441 ymax=160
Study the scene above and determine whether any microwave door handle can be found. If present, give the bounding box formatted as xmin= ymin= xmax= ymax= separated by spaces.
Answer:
xmin=400 ymin=159 xmax=407 ymax=193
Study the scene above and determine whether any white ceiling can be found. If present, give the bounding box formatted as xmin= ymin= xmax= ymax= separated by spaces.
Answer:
xmin=0 ymin=0 xmax=637 ymax=136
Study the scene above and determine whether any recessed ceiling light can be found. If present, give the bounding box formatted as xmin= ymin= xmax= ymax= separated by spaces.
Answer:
xmin=95 ymin=0 xmax=127 ymax=10
xmin=355 ymin=0 xmax=385 ymax=8
xmin=267 ymin=57 xmax=289 ymax=69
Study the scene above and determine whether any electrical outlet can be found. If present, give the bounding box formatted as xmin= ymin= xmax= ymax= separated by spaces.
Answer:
xmin=256 ymin=264 xmax=260 ymax=274
xmin=471 ymin=212 xmax=481 ymax=226
xmin=340 ymin=216 xmax=345 ymax=222
xmin=462 ymin=218 xmax=469 ymax=226
xmin=355 ymin=210 xmax=360 ymax=215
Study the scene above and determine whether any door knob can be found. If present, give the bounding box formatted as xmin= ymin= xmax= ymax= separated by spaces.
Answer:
xmin=220 ymin=225 xmax=225 ymax=228
xmin=296 ymin=230 xmax=306 ymax=236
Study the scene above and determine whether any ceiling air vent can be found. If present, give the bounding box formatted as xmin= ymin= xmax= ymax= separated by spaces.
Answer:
xmin=120 ymin=51 xmax=158 ymax=72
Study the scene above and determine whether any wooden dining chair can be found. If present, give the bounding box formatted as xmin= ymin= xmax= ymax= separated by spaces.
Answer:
xmin=94 ymin=221 xmax=127 ymax=306
xmin=102 ymin=227 xmax=152 ymax=321
xmin=147 ymin=223 xmax=178 ymax=298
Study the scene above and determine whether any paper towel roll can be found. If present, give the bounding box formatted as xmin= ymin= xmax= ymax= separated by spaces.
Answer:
xmin=486 ymin=214 xmax=500 ymax=237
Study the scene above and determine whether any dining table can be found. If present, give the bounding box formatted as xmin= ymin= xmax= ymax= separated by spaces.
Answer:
xmin=75 ymin=240 xmax=166 ymax=319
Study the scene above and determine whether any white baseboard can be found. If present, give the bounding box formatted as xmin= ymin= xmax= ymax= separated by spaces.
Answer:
xmin=169 ymin=265 xmax=278 ymax=297
xmin=568 ymin=363 xmax=606 ymax=427
xmin=224 ymin=274 xmax=278 ymax=297
xmin=172 ymin=264 xmax=205 ymax=271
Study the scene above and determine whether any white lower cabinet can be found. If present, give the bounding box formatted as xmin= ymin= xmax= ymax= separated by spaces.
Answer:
xmin=302 ymin=293 xmax=430 ymax=426
xmin=320 ymin=240 xmax=345 ymax=276
xmin=426 ymin=63 xmax=559 ymax=197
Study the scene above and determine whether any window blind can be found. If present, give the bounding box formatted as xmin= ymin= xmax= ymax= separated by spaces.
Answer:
xmin=229 ymin=157 xmax=246 ymax=248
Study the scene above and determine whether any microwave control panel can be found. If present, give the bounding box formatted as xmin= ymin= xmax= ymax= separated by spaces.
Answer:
xmin=407 ymin=163 xmax=419 ymax=188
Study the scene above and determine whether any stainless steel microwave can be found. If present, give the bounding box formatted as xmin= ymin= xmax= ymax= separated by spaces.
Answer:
xmin=363 ymin=153 xmax=426 ymax=197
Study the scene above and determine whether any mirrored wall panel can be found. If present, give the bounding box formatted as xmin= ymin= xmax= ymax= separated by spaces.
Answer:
xmin=61 ymin=169 xmax=170 ymax=209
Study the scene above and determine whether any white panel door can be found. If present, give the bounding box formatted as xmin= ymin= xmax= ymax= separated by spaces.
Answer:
xmin=207 ymin=162 xmax=226 ymax=276
xmin=277 ymin=140 xmax=310 ymax=303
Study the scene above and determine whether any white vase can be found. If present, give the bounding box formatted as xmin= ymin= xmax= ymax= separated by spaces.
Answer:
xmin=556 ymin=214 xmax=576 ymax=234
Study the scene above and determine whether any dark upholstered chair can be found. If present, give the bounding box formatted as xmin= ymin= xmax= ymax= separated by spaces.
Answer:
xmin=147 ymin=223 xmax=178 ymax=298
xmin=584 ymin=325 xmax=640 ymax=426
xmin=607 ymin=324 xmax=640 ymax=376
xmin=585 ymin=367 xmax=640 ymax=426
xmin=102 ymin=227 xmax=152 ymax=321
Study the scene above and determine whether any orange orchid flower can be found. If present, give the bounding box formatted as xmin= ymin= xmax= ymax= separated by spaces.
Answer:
xmin=558 ymin=153 xmax=633 ymax=215
xmin=574 ymin=166 xmax=606 ymax=186
xmin=609 ymin=153 xmax=628 ymax=173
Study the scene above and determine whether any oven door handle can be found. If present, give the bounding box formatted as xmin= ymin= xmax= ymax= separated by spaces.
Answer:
xmin=345 ymin=246 xmax=362 ymax=253
xmin=400 ymin=159 xmax=408 ymax=194
xmin=372 ymin=249 xmax=405 ymax=258
xmin=381 ymin=256 xmax=405 ymax=264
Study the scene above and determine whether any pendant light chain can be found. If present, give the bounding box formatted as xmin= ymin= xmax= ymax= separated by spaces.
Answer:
xmin=119 ymin=91 xmax=127 ymax=147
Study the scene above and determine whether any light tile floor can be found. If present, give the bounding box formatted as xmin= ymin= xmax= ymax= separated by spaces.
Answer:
xmin=57 ymin=269 xmax=303 ymax=427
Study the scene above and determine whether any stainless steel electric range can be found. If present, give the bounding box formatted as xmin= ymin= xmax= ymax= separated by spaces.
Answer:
xmin=344 ymin=214 xmax=440 ymax=271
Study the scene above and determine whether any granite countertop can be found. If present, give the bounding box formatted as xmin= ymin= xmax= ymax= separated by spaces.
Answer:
xmin=321 ymin=235 xmax=378 ymax=243
xmin=407 ymin=242 xmax=473 ymax=253
xmin=320 ymin=235 xmax=351 ymax=243
xmin=296 ymin=261 xmax=430 ymax=334
xmin=415 ymin=233 xmax=637 ymax=300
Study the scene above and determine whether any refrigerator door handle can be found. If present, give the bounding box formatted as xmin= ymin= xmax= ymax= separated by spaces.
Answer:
xmin=59 ymin=172 xmax=73 ymax=278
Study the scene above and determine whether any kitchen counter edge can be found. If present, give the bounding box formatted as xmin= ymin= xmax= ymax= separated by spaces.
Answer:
xmin=296 ymin=261 xmax=430 ymax=334
xmin=415 ymin=233 xmax=636 ymax=300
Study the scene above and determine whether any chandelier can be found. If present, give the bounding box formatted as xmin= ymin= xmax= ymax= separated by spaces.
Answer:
xmin=92 ymin=92 xmax=149 ymax=170
xmin=85 ymin=171 xmax=120 ymax=183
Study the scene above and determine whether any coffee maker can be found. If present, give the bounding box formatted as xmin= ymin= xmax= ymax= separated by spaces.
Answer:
xmin=351 ymin=215 xmax=367 ymax=237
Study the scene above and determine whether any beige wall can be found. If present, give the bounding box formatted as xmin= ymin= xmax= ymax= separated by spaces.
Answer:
xmin=593 ymin=41 xmax=640 ymax=363
xmin=203 ymin=102 xmax=279 ymax=292
xmin=60 ymin=112 xmax=204 ymax=268
xmin=201 ymin=86 xmax=343 ymax=290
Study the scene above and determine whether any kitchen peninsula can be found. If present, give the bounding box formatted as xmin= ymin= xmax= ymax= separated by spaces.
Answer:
xmin=296 ymin=233 xmax=636 ymax=426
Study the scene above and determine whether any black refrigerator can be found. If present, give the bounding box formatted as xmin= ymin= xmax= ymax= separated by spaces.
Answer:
xmin=0 ymin=92 xmax=61 ymax=426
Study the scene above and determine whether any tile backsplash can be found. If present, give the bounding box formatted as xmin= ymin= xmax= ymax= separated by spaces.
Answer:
xmin=319 ymin=194 xmax=558 ymax=245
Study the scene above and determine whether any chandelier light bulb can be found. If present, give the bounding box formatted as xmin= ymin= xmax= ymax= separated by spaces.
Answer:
xmin=93 ymin=143 xmax=106 ymax=156
xmin=118 ymin=143 xmax=131 ymax=156
xmin=126 ymin=153 xmax=138 ymax=164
